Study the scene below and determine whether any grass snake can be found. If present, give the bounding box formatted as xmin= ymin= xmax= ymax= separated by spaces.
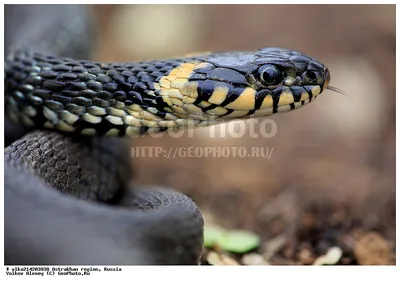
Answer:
xmin=4 ymin=5 xmax=331 ymax=265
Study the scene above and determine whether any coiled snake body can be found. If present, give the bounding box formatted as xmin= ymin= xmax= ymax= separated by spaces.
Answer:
xmin=4 ymin=5 xmax=331 ymax=265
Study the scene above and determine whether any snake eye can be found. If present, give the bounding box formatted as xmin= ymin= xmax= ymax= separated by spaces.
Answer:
xmin=258 ymin=65 xmax=283 ymax=86
xmin=302 ymin=71 xmax=318 ymax=84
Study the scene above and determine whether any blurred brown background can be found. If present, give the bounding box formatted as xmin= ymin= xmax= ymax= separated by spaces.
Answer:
xmin=90 ymin=5 xmax=395 ymax=264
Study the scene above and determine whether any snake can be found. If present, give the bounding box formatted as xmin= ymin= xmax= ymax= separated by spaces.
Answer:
xmin=4 ymin=5 xmax=331 ymax=265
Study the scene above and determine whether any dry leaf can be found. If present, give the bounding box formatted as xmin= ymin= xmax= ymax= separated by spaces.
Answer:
xmin=242 ymin=253 xmax=270 ymax=265
xmin=354 ymin=232 xmax=391 ymax=265
xmin=313 ymin=246 xmax=342 ymax=265
xmin=207 ymin=251 xmax=239 ymax=265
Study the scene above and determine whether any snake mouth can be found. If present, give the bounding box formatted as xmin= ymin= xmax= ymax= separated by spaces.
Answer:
xmin=245 ymin=84 xmax=322 ymax=118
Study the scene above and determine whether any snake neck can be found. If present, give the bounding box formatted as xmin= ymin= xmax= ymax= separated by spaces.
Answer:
xmin=5 ymin=51 xmax=220 ymax=137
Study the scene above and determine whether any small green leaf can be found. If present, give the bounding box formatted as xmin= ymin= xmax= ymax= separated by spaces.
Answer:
xmin=218 ymin=230 xmax=261 ymax=254
xmin=204 ymin=225 xmax=261 ymax=254
xmin=204 ymin=225 xmax=225 ymax=248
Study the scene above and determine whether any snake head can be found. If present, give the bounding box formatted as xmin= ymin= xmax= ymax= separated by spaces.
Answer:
xmin=158 ymin=47 xmax=331 ymax=123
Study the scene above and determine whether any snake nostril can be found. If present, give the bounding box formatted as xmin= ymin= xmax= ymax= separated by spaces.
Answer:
xmin=294 ymin=76 xmax=302 ymax=85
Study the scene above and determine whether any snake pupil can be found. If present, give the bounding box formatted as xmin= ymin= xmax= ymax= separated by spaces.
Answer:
xmin=258 ymin=64 xmax=282 ymax=86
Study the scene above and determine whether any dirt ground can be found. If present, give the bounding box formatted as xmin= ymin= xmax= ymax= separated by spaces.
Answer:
xmin=91 ymin=4 xmax=395 ymax=265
